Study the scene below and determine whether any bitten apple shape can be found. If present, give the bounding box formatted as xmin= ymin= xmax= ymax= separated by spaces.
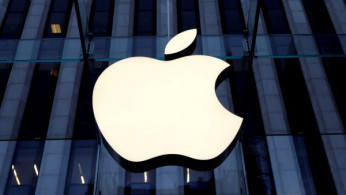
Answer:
xmin=92 ymin=29 xmax=243 ymax=171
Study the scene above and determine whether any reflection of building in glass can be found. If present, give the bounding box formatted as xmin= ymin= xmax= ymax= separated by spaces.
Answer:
xmin=0 ymin=0 xmax=346 ymax=194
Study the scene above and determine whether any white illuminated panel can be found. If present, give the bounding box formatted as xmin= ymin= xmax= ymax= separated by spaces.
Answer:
xmin=92 ymin=55 xmax=242 ymax=162
xmin=93 ymin=28 xmax=242 ymax=165
xmin=164 ymin=29 xmax=196 ymax=55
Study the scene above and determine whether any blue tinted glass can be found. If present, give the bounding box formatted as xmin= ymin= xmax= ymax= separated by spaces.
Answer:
xmin=223 ymin=10 xmax=244 ymax=33
xmin=92 ymin=12 xmax=110 ymax=34
xmin=220 ymin=0 xmax=245 ymax=34
xmin=44 ymin=0 xmax=73 ymax=38
xmin=322 ymin=57 xmax=346 ymax=135
xmin=221 ymin=0 xmax=240 ymax=9
xmin=229 ymin=60 xmax=276 ymax=194
xmin=9 ymin=0 xmax=29 ymax=12
xmin=180 ymin=0 xmax=196 ymax=10
xmin=4 ymin=141 xmax=44 ymax=195
xmin=64 ymin=140 xmax=98 ymax=195
xmin=125 ymin=171 xmax=156 ymax=195
xmin=136 ymin=12 xmax=155 ymax=35
xmin=263 ymin=0 xmax=281 ymax=9
xmin=261 ymin=0 xmax=290 ymax=34
xmin=137 ymin=0 xmax=154 ymax=10
xmin=0 ymin=13 xmax=23 ymax=36
xmin=73 ymin=62 xmax=99 ymax=139
xmin=267 ymin=10 xmax=289 ymax=33
xmin=184 ymin=169 xmax=215 ymax=194
xmin=90 ymin=0 xmax=114 ymax=37
xmin=0 ymin=0 xmax=30 ymax=39
xmin=301 ymin=0 xmax=336 ymax=34
xmin=52 ymin=0 xmax=70 ymax=12
xmin=94 ymin=0 xmax=112 ymax=11
xmin=177 ymin=0 xmax=200 ymax=33
xmin=275 ymin=58 xmax=338 ymax=194
xmin=0 ymin=63 xmax=12 ymax=107
xmin=19 ymin=63 xmax=60 ymax=140
xmin=180 ymin=11 xmax=197 ymax=31
xmin=134 ymin=0 xmax=156 ymax=36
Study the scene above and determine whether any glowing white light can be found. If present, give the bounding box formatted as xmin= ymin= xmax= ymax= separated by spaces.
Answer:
xmin=34 ymin=164 xmax=39 ymax=176
xmin=78 ymin=163 xmax=85 ymax=184
xmin=92 ymin=29 xmax=243 ymax=164
xmin=144 ymin=172 xmax=148 ymax=183
xmin=12 ymin=165 xmax=21 ymax=185
xmin=186 ymin=168 xmax=190 ymax=183
xmin=81 ymin=176 xmax=85 ymax=184
xmin=164 ymin=29 xmax=197 ymax=55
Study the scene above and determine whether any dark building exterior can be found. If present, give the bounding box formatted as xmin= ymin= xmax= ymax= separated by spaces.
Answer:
xmin=0 ymin=0 xmax=345 ymax=194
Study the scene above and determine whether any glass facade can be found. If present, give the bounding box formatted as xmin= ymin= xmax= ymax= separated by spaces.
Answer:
xmin=0 ymin=0 xmax=346 ymax=195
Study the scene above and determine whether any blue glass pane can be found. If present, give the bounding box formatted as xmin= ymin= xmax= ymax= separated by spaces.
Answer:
xmin=125 ymin=171 xmax=156 ymax=195
xmin=184 ymin=169 xmax=215 ymax=195
xmin=221 ymin=0 xmax=241 ymax=9
xmin=18 ymin=63 xmax=60 ymax=140
xmin=9 ymin=0 xmax=29 ymax=12
xmin=137 ymin=0 xmax=154 ymax=11
xmin=4 ymin=141 xmax=44 ymax=195
xmin=64 ymin=140 xmax=98 ymax=195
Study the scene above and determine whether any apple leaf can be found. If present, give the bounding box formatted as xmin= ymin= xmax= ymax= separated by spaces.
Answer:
xmin=164 ymin=29 xmax=197 ymax=58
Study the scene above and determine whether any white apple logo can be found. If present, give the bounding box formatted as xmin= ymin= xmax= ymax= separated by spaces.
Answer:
xmin=92 ymin=29 xmax=243 ymax=171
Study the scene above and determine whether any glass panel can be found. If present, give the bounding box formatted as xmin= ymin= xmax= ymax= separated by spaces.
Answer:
xmin=134 ymin=0 xmax=156 ymax=36
xmin=18 ymin=63 xmax=60 ymax=140
xmin=321 ymin=57 xmax=346 ymax=132
xmin=4 ymin=141 xmax=44 ymax=195
xmin=125 ymin=171 xmax=156 ymax=195
xmin=177 ymin=0 xmax=200 ymax=33
xmin=73 ymin=61 xmax=100 ymax=139
xmin=246 ymin=0 xmax=260 ymax=49
xmin=229 ymin=59 xmax=276 ymax=194
xmin=0 ymin=0 xmax=31 ymax=39
xmin=275 ymin=58 xmax=338 ymax=194
xmin=89 ymin=0 xmax=114 ymax=37
xmin=43 ymin=0 xmax=73 ymax=38
xmin=219 ymin=0 xmax=246 ymax=34
xmin=184 ymin=169 xmax=216 ymax=195
xmin=64 ymin=140 xmax=98 ymax=195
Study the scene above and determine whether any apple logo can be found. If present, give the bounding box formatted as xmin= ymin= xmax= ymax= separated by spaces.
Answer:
xmin=92 ymin=29 xmax=243 ymax=172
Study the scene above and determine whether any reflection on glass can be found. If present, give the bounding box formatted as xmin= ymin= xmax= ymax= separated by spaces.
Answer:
xmin=64 ymin=140 xmax=98 ymax=195
xmin=229 ymin=59 xmax=276 ymax=194
xmin=11 ymin=165 xmax=21 ymax=185
xmin=183 ymin=169 xmax=215 ymax=195
xmin=33 ymin=164 xmax=39 ymax=176
xmin=125 ymin=170 xmax=156 ymax=195
xmin=186 ymin=168 xmax=190 ymax=183
xmin=4 ymin=141 xmax=44 ymax=195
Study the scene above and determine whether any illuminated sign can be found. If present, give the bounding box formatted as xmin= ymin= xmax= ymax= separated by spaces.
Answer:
xmin=92 ymin=29 xmax=243 ymax=172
